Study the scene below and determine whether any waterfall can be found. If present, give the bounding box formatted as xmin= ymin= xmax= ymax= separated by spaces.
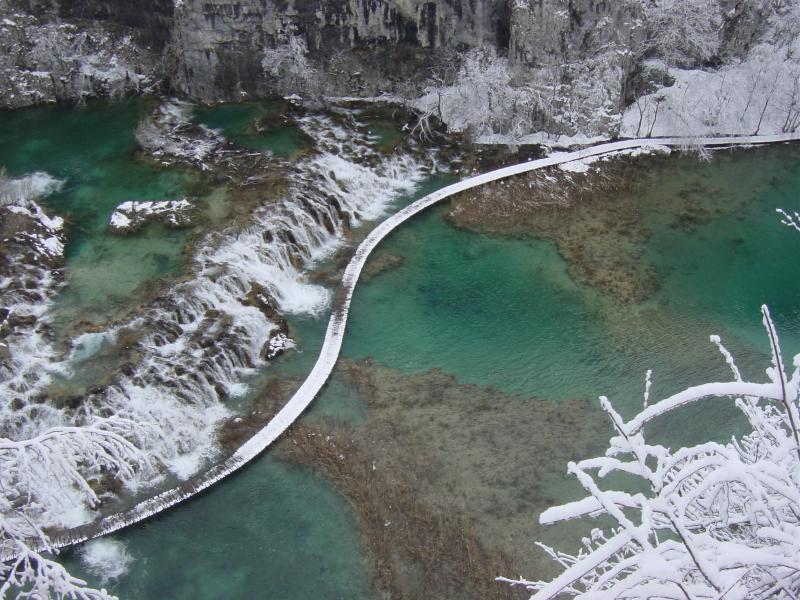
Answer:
xmin=0 ymin=109 xmax=432 ymax=510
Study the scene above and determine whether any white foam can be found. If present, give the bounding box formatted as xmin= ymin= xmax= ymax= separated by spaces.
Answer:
xmin=28 ymin=172 xmax=65 ymax=198
xmin=0 ymin=171 xmax=65 ymax=206
xmin=69 ymin=330 xmax=119 ymax=363
xmin=79 ymin=539 xmax=134 ymax=584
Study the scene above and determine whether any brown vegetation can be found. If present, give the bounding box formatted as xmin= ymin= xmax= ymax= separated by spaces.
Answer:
xmin=276 ymin=421 xmax=525 ymax=600
xmin=445 ymin=156 xmax=662 ymax=303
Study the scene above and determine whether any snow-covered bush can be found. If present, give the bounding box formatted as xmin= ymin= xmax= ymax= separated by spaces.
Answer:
xmin=502 ymin=305 xmax=800 ymax=598
xmin=414 ymin=47 xmax=629 ymax=141
xmin=1 ymin=417 xmax=152 ymax=599
xmin=261 ymin=34 xmax=315 ymax=95
xmin=413 ymin=48 xmax=530 ymax=139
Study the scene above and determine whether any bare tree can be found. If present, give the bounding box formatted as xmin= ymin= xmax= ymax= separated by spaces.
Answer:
xmin=261 ymin=32 xmax=316 ymax=96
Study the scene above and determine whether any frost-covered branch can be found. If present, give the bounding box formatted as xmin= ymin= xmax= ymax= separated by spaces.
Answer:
xmin=1 ymin=417 xmax=152 ymax=599
xmin=1 ymin=538 xmax=115 ymax=600
xmin=644 ymin=0 xmax=724 ymax=67
xmin=261 ymin=32 xmax=315 ymax=95
xmin=0 ymin=417 xmax=153 ymax=512
xmin=504 ymin=306 xmax=800 ymax=599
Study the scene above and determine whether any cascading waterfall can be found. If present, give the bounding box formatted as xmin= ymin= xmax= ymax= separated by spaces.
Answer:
xmin=0 ymin=108 xmax=433 ymax=524
xmin=0 ymin=174 xmax=67 ymax=440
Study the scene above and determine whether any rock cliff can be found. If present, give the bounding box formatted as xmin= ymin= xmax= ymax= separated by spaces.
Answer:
xmin=0 ymin=0 xmax=790 ymax=138
xmin=169 ymin=0 xmax=511 ymax=100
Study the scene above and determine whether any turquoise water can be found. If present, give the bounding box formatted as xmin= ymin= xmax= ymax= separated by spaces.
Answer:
xmin=0 ymin=100 xmax=196 ymax=331
xmin=61 ymin=457 xmax=371 ymax=600
xmin=340 ymin=145 xmax=800 ymax=435
xmin=6 ymin=99 xmax=800 ymax=596
xmin=83 ymin=141 xmax=800 ymax=592
xmin=56 ymin=174 xmax=459 ymax=600
xmin=309 ymin=143 xmax=800 ymax=578
xmin=192 ymin=101 xmax=310 ymax=158
xmin=343 ymin=210 xmax=608 ymax=399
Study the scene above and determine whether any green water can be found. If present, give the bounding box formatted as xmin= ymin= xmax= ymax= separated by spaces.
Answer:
xmin=340 ymin=145 xmax=800 ymax=428
xmin=62 ymin=457 xmax=371 ymax=600
xmin=192 ymin=101 xmax=310 ymax=158
xmin=0 ymin=100 xmax=196 ymax=331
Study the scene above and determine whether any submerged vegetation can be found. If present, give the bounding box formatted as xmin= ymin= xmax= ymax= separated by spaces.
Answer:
xmin=1 ymin=70 xmax=800 ymax=600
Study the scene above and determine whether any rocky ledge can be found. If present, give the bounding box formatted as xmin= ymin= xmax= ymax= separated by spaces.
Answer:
xmin=108 ymin=198 xmax=196 ymax=234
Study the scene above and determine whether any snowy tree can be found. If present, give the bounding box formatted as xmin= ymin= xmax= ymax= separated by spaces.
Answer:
xmin=501 ymin=305 xmax=800 ymax=598
xmin=644 ymin=0 xmax=724 ymax=67
xmin=1 ymin=417 xmax=152 ymax=599
xmin=261 ymin=33 xmax=315 ymax=95
xmin=413 ymin=48 xmax=534 ymax=139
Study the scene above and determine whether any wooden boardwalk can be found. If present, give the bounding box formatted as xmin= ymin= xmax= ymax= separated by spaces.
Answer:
xmin=18 ymin=132 xmax=799 ymax=557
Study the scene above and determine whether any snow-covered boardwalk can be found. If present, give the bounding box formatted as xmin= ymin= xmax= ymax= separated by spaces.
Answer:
xmin=42 ymin=132 xmax=800 ymax=553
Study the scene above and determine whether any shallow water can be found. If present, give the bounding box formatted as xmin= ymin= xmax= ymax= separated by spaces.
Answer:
xmin=0 ymin=100 xmax=196 ymax=332
xmin=341 ymin=145 xmax=800 ymax=425
xmin=192 ymin=100 xmax=310 ymax=158
xmin=60 ymin=457 xmax=372 ymax=600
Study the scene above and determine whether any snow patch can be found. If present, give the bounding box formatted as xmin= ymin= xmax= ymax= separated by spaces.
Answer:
xmin=108 ymin=198 xmax=194 ymax=233
xmin=621 ymin=34 xmax=800 ymax=138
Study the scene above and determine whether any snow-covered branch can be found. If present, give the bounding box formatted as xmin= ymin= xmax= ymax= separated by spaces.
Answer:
xmin=261 ymin=32 xmax=315 ymax=95
xmin=644 ymin=0 xmax=724 ymax=67
xmin=1 ymin=417 xmax=152 ymax=598
xmin=504 ymin=306 xmax=800 ymax=599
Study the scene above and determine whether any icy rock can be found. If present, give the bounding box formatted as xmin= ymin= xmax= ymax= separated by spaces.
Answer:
xmin=264 ymin=333 xmax=295 ymax=360
xmin=108 ymin=198 xmax=196 ymax=234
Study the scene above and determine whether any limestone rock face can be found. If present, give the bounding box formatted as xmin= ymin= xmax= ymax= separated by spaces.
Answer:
xmin=0 ymin=0 xmax=783 ymax=136
xmin=509 ymin=0 xmax=645 ymax=67
xmin=0 ymin=0 xmax=166 ymax=108
xmin=169 ymin=0 xmax=511 ymax=101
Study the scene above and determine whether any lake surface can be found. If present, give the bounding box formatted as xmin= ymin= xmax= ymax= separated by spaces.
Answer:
xmin=3 ymin=101 xmax=800 ymax=597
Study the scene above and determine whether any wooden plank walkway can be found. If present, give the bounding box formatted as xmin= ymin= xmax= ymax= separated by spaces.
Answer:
xmin=12 ymin=132 xmax=799 ymax=558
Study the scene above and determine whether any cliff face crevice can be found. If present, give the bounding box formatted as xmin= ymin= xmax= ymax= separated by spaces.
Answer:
xmin=509 ymin=0 xmax=644 ymax=68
